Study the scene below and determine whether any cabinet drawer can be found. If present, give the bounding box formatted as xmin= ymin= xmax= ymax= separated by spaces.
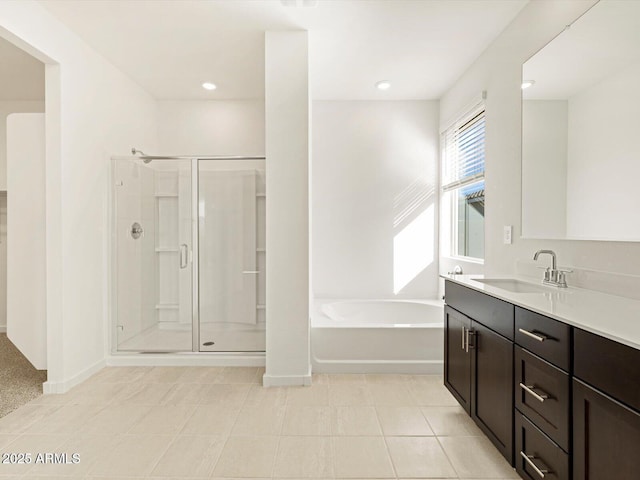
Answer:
xmin=516 ymin=412 xmax=569 ymax=480
xmin=515 ymin=347 xmax=570 ymax=451
xmin=445 ymin=281 xmax=514 ymax=340
xmin=574 ymin=328 xmax=640 ymax=412
xmin=515 ymin=307 xmax=570 ymax=371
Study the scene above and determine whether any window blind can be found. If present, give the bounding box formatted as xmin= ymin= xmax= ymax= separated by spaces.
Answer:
xmin=441 ymin=105 xmax=485 ymax=192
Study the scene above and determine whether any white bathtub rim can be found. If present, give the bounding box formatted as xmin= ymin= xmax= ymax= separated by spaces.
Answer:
xmin=312 ymin=298 xmax=444 ymax=328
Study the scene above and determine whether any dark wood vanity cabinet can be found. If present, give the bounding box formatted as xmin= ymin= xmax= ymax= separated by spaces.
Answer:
xmin=444 ymin=284 xmax=514 ymax=464
xmin=444 ymin=279 xmax=640 ymax=480
xmin=572 ymin=329 xmax=640 ymax=480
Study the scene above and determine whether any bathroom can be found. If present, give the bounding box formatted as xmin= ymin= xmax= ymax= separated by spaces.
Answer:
xmin=0 ymin=0 xmax=639 ymax=479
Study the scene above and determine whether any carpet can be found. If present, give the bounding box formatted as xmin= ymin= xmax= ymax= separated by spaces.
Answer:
xmin=0 ymin=333 xmax=47 ymax=418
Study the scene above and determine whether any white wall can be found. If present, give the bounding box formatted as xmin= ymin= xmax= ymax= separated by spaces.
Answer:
xmin=0 ymin=1 xmax=158 ymax=391
xmin=0 ymin=101 xmax=45 ymax=190
xmin=312 ymin=100 xmax=439 ymax=299
xmin=435 ymin=0 xmax=640 ymax=295
xmin=157 ymin=100 xmax=264 ymax=156
xmin=0 ymin=101 xmax=45 ymax=332
xmin=522 ymin=100 xmax=568 ymax=239
xmin=264 ymin=31 xmax=310 ymax=386
xmin=6 ymin=113 xmax=46 ymax=369
xmin=566 ymin=62 xmax=640 ymax=240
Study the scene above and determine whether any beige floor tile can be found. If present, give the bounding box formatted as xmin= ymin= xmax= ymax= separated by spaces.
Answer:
xmin=408 ymin=382 xmax=460 ymax=406
xmin=214 ymin=367 xmax=261 ymax=384
xmin=331 ymin=406 xmax=382 ymax=435
xmin=0 ymin=434 xmax=17 ymax=450
xmin=376 ymin=406 xmax=434 ymax=436
xmin=88 ymin=434 xmax=174 ymax=477
xmin=328 ymin=384 xmax=373 ymax=406
xmin=311 ymin=373 xmax=329 ymax=384
xmin=212 ymin=436 xmax=279 ymax=477
xmin=87 ymin=366 xmax=150 ymax=384
xmin=161 ymin=383 xmax=213 ymax=405
xmin=232 ymin=405 xmax=286 ymax=436
xmin=368 ymin=383 xmax=415 ymax=406
xmin=66 ymin=381 xmax=131 ymax=405
xmin=286 ymin=385 xmax=329 ymax=406
xmin=128 ymin=404 xmax=196 ymax=434
xmin=113 ymin=382 xmax=178 ymax=405
xmin=79 ymin=404 xmax=152 ymax=435
xmin=200 ymin=384 xmax=251 ymax=407
xmin=150 ymin=434 xmax=225 ymax=477
xmin=244 ymin=385 xmax=288 ymax=408
xmin=332 ymin=436 xmax=395 ymax=478
xmin=326 ymin=374 xmax=366 ymax=384
xmin=26 ymin=434 xmax=121 ymax=476
xmin=438 ymin=436 xmax=519 ymax=479
xmin=282 ymin=406 xmax=331 ymax=436
xmin=0 ymin=434 xmax=70 ymax=475
xmin=175 ymin=366 xmax=224 ymax=384
xmin=274 ymin=436 xmax=333 ymax=478
xmin=23 ymin=404 xmax=105 ymax=435
xmin=365 ymin=374 xmax=411 ymax=384
xmin=421 ymin=406 xmax=484 ymax=436
xmin=140 ymin=366 xmax=188 ymax=383
xmin=386 ymin=436 xmax=457 ymax=478
xmin=181 ymin=405 xmax=240 ymax=435
xmin=0 ymin=405 xmax=60 ymax=434
xmin=408 ymin=374 xmax=444 ymax=384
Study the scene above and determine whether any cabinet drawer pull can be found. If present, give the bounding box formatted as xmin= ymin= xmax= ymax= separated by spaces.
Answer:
xmin=519 ymin=451 xmax=552 ymax=478
xmin=518 ymin=328 xmax=548 ymax=342
xmin=519 ymin=383 xmax=550 ymax=402
xmin=461 ymin=326 xmax=466 ymax=351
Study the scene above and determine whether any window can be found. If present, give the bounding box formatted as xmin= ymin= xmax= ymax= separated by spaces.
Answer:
xmin=441 ymin=103 xmax=485 ymax=260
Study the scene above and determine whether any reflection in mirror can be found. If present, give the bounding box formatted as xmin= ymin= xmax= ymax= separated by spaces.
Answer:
xmin=522 ymin=0 xmax=640 ymax=241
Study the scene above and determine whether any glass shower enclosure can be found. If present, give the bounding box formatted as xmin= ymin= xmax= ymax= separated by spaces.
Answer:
xmin=112 ymin=156 xmax=266 ymax=353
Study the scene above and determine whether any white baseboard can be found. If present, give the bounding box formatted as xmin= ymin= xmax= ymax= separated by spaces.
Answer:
xmin=0 ymin=325 xmax=6 ymax=333
xmin=107 ymin=353 xmax=266 ymax=367
xmin=43 ymin=358 xmax=107 ymax=394
xmin=263 ymin=372 xmax=313 ymax=387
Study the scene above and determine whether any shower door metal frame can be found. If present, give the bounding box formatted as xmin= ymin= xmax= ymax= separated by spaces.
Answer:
xmin=191 ymin=158 xmax=200 ymax=352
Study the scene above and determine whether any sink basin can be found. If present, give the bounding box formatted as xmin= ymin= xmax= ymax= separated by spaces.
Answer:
xmin=472 ymin=278 xmax=552 ymax=294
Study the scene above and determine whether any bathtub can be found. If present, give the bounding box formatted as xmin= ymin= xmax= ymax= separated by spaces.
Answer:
xmin=311 ymin=299 xmax=444 ymax=374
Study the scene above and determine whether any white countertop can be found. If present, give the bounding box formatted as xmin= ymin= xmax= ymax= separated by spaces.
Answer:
xmin=443 ymin=274 xmax=640 ymax=351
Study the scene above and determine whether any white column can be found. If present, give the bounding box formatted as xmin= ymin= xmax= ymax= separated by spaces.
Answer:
xmin=264 ymin=31 xmax=311 ymax=386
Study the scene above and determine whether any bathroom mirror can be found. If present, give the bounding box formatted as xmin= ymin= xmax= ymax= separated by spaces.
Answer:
xmin=521 ymin=0 xmax=640 ymax=241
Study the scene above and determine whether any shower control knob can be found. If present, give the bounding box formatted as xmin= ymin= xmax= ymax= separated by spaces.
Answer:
xmin=131 ymin=222 xmax=144 ymax=239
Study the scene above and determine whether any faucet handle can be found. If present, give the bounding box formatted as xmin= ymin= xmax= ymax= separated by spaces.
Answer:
xmin=536 ymin=266 xmax=551 ymax=281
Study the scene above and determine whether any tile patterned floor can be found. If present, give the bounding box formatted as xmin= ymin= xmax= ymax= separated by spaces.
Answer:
xmin=0 ymin=367 xmax=520 ymax=479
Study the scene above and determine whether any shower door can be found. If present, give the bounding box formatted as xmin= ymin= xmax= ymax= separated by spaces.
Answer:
xmin=197 ymin=159 xmax=266 ymax=352
xmin=113 ymin=157 xmax=194 ymax=352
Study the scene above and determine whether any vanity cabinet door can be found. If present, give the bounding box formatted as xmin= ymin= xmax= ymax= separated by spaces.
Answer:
xmin=573 ymin=379 xmax=640 ymax=480
xmin=471 ymin=320 xmax=514 ymax=464
xmin=444 ymin=306 xmax=471 ymax=413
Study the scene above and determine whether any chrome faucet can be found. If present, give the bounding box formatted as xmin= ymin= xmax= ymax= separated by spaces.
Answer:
xmin=533 ymin=249 xmax=571 ymax=288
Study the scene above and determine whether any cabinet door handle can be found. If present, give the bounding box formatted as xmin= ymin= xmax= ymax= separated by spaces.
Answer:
xmin=461 ymin=327 xmax=466 ymax=351
xmin=519 ymin=451 xmax=552 ymax=478
xmin=179 ymin=244 xmax=188 ymax=269
xmin=465 ymin=329 xmax=475 ymax=352
xmin=519 ymin=383 xmax=550 ymax=402
xmin=518 ymin=328 xmax=548 ymax=342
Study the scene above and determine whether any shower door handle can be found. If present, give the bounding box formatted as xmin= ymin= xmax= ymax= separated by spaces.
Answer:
xmin=180 ymin=244 xmax=189 ymax=269
xmin=242 ymin=271 xmax=259 ymax=274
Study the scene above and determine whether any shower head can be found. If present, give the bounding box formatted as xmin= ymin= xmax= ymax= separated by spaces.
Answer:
xmin=131 ymin=148 xmax=152 ymax=163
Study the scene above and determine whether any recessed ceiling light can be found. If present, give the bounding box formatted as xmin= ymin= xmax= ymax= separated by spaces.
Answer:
xmin=202 ymin=82 xmax=217 ymax=91
xmin=521 ymin=80 xmax=535 ymax=90
xmin=376 ymin=80 xmax=391 ymax=91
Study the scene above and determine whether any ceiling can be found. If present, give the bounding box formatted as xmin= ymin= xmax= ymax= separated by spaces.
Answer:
xmin=0 ymin=36 xmax=45 ymax=101
xmin=40 ymin=0 xmax=528 ymax=100
xmin=523 ymin=0 xmax=640 ymax=100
